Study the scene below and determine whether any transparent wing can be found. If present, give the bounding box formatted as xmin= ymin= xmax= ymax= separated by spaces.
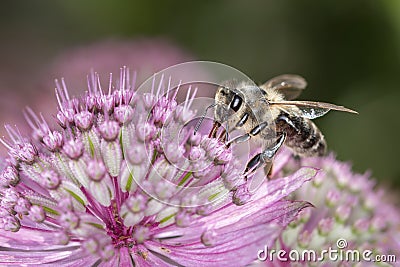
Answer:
xmin=262 ymin=74 xmax=307 ymax=100
xmin=269 ymin=100 xmax=358 ymax=119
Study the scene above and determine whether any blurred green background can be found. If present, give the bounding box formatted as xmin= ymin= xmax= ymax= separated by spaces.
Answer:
xmin=0 ymin=0 xmax=399 ymax=189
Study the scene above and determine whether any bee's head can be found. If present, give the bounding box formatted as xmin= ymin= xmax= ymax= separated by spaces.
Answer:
xmin=194 ymin=84 xmax=237 ymax=135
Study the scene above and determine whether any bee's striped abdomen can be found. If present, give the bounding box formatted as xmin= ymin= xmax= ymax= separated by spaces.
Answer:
xmin=276 ymin=112 xmax=326 ymax=157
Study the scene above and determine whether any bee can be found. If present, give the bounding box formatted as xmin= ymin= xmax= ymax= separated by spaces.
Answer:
xmin=198 ymin=74 xmax=357 ymax=177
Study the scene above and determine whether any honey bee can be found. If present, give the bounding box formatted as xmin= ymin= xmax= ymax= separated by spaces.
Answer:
xmin=198 ymin=74 xmax=357 ymax=177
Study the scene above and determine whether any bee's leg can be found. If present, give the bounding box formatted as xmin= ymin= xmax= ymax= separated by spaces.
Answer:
xmin=226 ymin=133 xmax=250 ymax=147
xmin=218 ymin=129 xmax=226 ymax=140
xmin=264 ymin=162 xmax=273 ymax=179
xmin=209 ymin=121 xmax=221 ymax=138
xmin=226 ymin=122 xmax=269 ymax=147
xmin=244 ymin=132 xmax=286 ymax=178
xmin=225 ymin=123 xmax=230 ymax=142
xmin=218 ymin=123 xmax=230 ymax=143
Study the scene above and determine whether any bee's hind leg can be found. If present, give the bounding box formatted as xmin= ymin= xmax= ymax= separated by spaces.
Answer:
xmin=244 ymin=132 xmax=286 ymax=179
xmin=264 ymin=162 xmax=273 ymax=179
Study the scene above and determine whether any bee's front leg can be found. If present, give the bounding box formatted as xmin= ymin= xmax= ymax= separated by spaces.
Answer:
xmin=244 ymin=132 xmax=286 ymax=179
xmin=218 ymin=122 xmax=230 ymax=143
xmin=209 ymin=121 xmax=221 ymax=138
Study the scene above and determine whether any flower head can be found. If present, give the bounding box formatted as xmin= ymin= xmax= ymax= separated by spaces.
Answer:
xmin=259 ymin=149 xmax=400 ymax=266
xmin=0 ymin=68 xmax=316 ymax=266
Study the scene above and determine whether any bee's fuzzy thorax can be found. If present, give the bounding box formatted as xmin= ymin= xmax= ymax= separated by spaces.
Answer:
xmin=261 ymin=87 xmax=285 ymax=102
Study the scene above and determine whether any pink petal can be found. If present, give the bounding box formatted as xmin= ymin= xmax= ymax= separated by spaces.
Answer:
xmin=0 ymin=250 xmax=74 ymax=265
xmin=0 ymin=227 xmax=76 ymax=250
xmin=40 ymin=250 xmax=100 ymax=267
xmin=131 ymin=245 xmax=178 ymax=267
xmin=147 ymin=201 xmax=311 ymax=267
xmin=117 ymin=247 xmax=135 ymax=267
xmin=154 ymin=167 xmax=316 ymax=244
xmin=98 ymin=255 xmax=118 ymax=267
xmin=252 ymin=167 xmax=318 ymax=203
xmin=0 ymin=228 xmax=102 ymax=266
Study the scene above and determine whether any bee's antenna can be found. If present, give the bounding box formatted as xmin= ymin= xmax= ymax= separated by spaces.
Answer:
xmin=194 ymin=103 xmax=217 ymax=135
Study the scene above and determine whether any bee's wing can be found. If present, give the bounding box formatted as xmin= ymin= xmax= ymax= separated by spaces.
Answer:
xmin=269 ymin=101 xmax=358 ymax=119
xmin=262 ymin=74 xmax=307 ymax=100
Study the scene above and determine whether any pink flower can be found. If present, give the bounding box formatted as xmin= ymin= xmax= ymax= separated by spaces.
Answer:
xmin=0 ymin=68 xmax=316 ymax=266
xmin=257 ymin=149 xmax=400 ymax=266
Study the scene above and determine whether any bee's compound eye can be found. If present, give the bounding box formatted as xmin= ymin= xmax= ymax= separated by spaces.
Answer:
xmin=230 ymin=94 xmax=242 ymax=112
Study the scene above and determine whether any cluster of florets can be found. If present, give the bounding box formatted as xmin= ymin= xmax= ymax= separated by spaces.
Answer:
xmin=260 ymin=150 xmax=400 ymax=266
